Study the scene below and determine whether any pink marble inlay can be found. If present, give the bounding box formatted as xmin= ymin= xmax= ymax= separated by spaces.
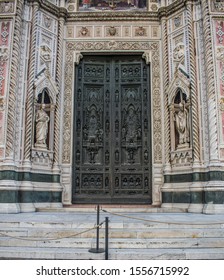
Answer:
xmin=216 ymin=21 xmax=224 ymax=46
xmin=221 ymin=112 xmax=224 ymax=141
xmin=0 ymin=63 xmax=7 ymax=96
xmin=0 ymin=21 xmax=10 ymax=46
xmin=0 ymin=111 xmax=4 ymax=143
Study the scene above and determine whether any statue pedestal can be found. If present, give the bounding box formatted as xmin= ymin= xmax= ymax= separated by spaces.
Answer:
xmin=34 ymin=143 xmax=48 ymax=150
xmin=176 ymin=143 xmax=189 ymax=150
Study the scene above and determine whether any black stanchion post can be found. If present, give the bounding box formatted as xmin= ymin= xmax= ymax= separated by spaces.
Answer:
xmin=89 ymin=205 xmax=104 ymax=254
xmin=96 ymin=204 xmax=100 ymax=251
xmin=105 ymin=217 xmax=109 ymax=260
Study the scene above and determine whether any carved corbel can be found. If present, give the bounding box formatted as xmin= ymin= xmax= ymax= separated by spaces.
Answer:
xmin=142 ymin=51 xmax=152 ymax=65
xmin=74 ymin=52 xmax=83 ymax=65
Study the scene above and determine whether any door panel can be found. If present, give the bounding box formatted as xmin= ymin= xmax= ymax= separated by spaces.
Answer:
xmin=72 ymin=55 xmax=152 ymax=203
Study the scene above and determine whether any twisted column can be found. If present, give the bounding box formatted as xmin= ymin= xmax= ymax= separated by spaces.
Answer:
xmin=201 ymin=0 xmax=219 ymax=162
xmin=161 ymin=18 xmax=170 ymax=167
xmin=54 ymin=16 xmax=65 ymax=166
xmin=5 ymin=0 xmax=23 ymax=158
xmin=186 ymin=3 xmax=201 ymax=163
xmin=24 ymin=3 xmax=39 ymax=161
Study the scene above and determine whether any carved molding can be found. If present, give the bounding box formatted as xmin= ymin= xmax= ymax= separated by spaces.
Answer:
xmin=62 ymin=40 xmax=162 ymax=164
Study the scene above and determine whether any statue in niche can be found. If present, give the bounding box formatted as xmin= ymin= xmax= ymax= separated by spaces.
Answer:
xmin=174 ymin=101 xmax=190 ymax=146
xmin=35 ymin=106 xmax=49 ymax=149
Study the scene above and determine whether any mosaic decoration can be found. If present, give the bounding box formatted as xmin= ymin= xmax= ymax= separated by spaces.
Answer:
xmin=79 ymin=0 xmax=147 ymax=11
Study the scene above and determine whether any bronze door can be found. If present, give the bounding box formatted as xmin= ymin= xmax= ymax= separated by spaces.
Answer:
xmin=72 ymin=55 xmax=152 ymax=203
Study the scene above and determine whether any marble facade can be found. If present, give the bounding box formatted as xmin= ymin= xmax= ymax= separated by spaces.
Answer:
xmin=0 ymin=0 xmax=224 ymax=213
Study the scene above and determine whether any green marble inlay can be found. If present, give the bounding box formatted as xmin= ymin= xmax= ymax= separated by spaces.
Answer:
xmin=164 ymin=171 xmax=224 ymax=183
xmin=162 ymin=191 xmax=224 ymax=204
xmin=0 ymin=190 xmax=18 ymax=203
xmin=205 ymin=191 xmax=224 ymax=204
xmin=0 ymin=190 xmax=62 ymax=203
xmin=0 ymin=170 xmax=60 ymax=183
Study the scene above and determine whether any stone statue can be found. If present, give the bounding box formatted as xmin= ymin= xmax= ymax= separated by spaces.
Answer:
xmin=35 ymin=107 xmax=49 ymax=148
xmin=175 ymin=102 xmax=189 ymax=146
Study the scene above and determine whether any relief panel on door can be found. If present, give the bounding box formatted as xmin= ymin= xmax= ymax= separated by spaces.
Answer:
xmin=72 ymin=55 xmax=151 ymax=203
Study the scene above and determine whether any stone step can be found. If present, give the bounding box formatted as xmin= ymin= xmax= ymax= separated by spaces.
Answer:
xmin=0 ymin=219 xmax=223 ymax=229
xmin=0 ymin=236 xmax=224 ymax=249
xmin=1 ymin=227 xmax=224 ymax=239
xmin=36 ymin=207 xmax=187 ymax=213
xmin=0 ymin=246 xmax=224 ymax=260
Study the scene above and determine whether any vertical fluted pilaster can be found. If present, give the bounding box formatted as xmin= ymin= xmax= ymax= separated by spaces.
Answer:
xmin=54 ymin=15 xmax=65 ymax=166
xmin=5 ymin=0 xmax=23 ymax=158
xmin=24 ymin=2 xmax=39 ymax=161
xmin=186 ymin=2 xmax=201 ymax=163
xmin=161 ymin=17 xmax=170 ymax=167
xmin=201 ymin=0 xmax=219 ymax=162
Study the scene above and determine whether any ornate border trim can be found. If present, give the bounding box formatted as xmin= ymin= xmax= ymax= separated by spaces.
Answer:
xmin=62 ymin=40 xmax=162 ymax=165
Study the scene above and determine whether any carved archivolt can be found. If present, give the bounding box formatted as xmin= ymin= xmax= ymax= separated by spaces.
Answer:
xmin=34 ymin=70 xmax=58 ymax=104
xmin=62 ymin=40 xmax=162 ymax=164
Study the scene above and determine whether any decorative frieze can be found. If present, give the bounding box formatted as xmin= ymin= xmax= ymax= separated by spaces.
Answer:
xmin=69 ymin=23 xmax=159 ymax=40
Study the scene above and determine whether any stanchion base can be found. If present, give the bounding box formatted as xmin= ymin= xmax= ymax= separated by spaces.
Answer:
xmin=89 ymin=248 xmax=105 ymax=253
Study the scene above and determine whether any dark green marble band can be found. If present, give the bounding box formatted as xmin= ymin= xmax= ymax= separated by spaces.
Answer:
xmin=162 ymin=191 xmax=224 ymax=204
xmin=0 ymin=190 xmax=62 ymax=203
xmin=0 ymin=170 xmax=60 ymax=183
xmin=164 ymin=171 xmax=224 ymax=183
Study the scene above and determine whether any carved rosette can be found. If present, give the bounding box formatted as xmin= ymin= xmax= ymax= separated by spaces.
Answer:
xmin=62 ymin=41 xmax=162 ymax=165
